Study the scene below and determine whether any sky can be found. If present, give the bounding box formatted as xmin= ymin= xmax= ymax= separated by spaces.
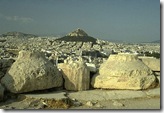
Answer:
xmin=0 ymin=0 xmax=160 ymax=43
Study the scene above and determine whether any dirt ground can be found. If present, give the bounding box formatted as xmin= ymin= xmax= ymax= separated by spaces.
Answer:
xmin=0 ymin=96 xmax=160 ymax=110
xmin=70 ymin=97 xmax=160 ymax=109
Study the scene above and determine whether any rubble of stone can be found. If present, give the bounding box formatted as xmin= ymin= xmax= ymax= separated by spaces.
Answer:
xmin=58 ymin=57 xmax=90 ymax=91
xmin=0 ymin=84 xmax=4 ymax=101
xmin=91 ymin=53 xmax=158 ymax=90
xmin=1 ymin=50 xmax=63 ymax=93
xmin=139 ymin=56 xmax=160 ymax=72
xmin=0 ymin=59 xmax=15 ymax=79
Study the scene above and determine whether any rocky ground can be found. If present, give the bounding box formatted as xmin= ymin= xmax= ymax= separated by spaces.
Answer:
xmin=0 ymin=96 xmax=160 ymax=110
xmin=70 ymin=97 xmax=160 ymax=109
xmin=0 ymin=87 xmax=160 ymax=110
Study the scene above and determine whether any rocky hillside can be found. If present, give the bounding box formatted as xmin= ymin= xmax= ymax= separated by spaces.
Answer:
xmin=56 ymin=28 xmax=97 ymax=44
xmin=1 ymin=32 xmax=38 ymax=38
xmin=151 ymin=40 xmax=160 ymax=43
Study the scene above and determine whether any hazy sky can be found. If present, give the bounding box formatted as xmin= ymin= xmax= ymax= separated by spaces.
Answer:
xmin=0 ymin=0 xmax=160 ymax=43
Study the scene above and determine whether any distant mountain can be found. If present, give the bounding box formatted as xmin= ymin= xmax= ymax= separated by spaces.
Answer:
xmin=1 ymin=32 xmax=38 ymax=38
xmin=150 ymin=40 xmax=160 ymax=43
xmin=140 ymin=40 xmax=160 ymax=44
xmin=56 ymin=28 xmax=97 ymax=44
